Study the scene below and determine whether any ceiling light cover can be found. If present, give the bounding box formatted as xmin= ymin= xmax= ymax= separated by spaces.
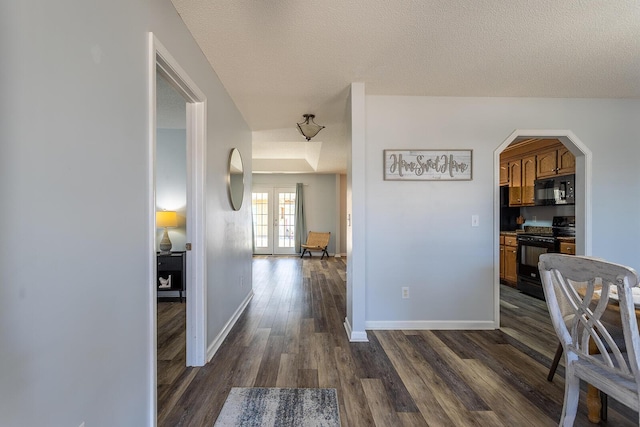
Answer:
xmin=297 ymin=114 xmax=325 ymax=141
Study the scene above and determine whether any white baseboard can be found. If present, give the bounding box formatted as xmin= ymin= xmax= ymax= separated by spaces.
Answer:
xmin=365 ymin=320 xmax=498 ymax=330
xmin=207 ymin=290 xmax=254 ymax=362
xmin=343 ymin=317 xmax=369 ymax=342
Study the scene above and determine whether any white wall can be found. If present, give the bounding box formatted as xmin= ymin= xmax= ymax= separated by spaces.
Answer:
xmin=0 ymin=1 xmax=252 ymax=426
xmin=364 ymin=96 xmax=640 ymax=327
xmin=252 ymin=174 xmax=338 ymax=254
xmin=346 ymin=83 xmax=368 ymax=341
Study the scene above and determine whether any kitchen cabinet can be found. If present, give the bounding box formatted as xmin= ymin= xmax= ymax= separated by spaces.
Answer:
xmin=557 ymin=147 xmax=576 ymax=176
xmin=500 ymin=161 xmax=509 ymax=186
xmin=508 ymin=155 xmax=536 ymax=206
xmin=522 ymin=156 xmax=536 ymax=205
xmin=499 ymin=235 xmax=505 ymax=280
xmin=508 ymin=161 xmax=521 ymax=205
xmin=502 ymin=235 xmax=518 ymax=286
xmin=536 ymin=146 xmax=575 ymax=179
xmin=560 ymin=241 xmax=576 ymax=255
xmin=502 ymin=139 xmax=574 ymax=205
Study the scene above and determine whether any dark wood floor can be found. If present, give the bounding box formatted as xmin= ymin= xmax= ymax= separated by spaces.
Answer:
xmin=157 ymin=256 xmax=636 ymax=426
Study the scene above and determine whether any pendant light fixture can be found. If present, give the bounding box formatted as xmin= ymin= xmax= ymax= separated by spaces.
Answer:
xmin=297 ymin=114 xmax=325 ymax=141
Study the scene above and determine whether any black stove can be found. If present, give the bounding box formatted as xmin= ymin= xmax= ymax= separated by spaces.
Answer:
xmin=516 ymin=216 xmax=575 ymax=299
xmin=517 ymin=233 xmax=556 ymax=244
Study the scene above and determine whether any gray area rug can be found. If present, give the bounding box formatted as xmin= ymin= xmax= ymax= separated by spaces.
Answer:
xmin=214 ymin=387 xmax=341 ymax=427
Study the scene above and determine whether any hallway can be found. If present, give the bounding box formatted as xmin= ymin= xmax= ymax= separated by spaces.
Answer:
xmin=158 ymin=256 xmax=635 ymax=426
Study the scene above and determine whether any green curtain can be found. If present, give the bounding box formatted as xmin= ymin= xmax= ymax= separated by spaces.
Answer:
xmin=295 ymin=183 xmax=307 ymax=253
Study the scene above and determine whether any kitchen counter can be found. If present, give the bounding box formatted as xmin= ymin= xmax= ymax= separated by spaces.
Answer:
xmin=501 ymin=231 xmax=575 ymax=243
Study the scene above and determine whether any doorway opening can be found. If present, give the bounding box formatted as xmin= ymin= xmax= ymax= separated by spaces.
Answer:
xmin=148 ymin=33 xmax=208 ymax=420
xmin=494 ymin=130 xmax=592 ymax=325
xmin=155 ymin=69 xmax=188 ymax=418
xmin=252 ymin=186 xmax=297 ymax=255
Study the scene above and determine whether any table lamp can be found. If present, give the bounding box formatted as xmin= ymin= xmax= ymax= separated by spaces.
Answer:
xmin=156 ymin=210 xmax=177 ymax=254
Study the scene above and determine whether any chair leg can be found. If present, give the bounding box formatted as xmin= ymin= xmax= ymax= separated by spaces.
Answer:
xmin=300 ymin=249 xmax=307 ymax=258
xmin=549 ymin=345 xmax=607 ymax=421
xmin=600 ymin=392 xmax=607 ymax=421
xmin=548 ymin=343 xmax=563 ymax=381
xmin=560 ymin=367 xmax=580 ymax=427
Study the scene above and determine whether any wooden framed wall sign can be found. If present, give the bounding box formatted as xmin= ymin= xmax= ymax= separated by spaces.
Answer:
xmin=383 ymin=149 xmax=473 ymax=181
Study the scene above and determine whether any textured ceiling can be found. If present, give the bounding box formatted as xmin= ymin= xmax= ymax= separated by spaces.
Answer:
xmin=170 ymin=0 xmax=640 ymax=173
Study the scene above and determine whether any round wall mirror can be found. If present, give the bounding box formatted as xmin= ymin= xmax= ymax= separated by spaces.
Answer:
xmin=228 ymin=148 xmax=244 ymax=210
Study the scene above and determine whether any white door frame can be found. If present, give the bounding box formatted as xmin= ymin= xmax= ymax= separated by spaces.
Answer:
xmin=148 ymin=33 xmax=208 ymax=422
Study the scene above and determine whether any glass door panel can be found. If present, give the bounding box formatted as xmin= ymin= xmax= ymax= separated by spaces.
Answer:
xmin=275 ymin=189 xmax=296 ymax=254
xmin=252 ymin=190 xmax=272 ymax=254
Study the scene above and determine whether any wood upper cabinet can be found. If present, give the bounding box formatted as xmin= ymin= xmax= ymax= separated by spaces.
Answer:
xmin=557 ymin=147 xmax=576 ymax=176
xmin=508 ymin=156 xmax=535 ymax=206
xmin=536 ymin=146 xmax=575 ymax=179
xmin=500 ymin=161 xmax=509 ymax=186
xmin=508 ymin=160 xmax=522 ymax=205
xmin=502 ymin=139 xmax=574 ymax=206
xmin=536 ymin=148 xmax=558 ymax=178
xmin=521 ymin=155 xmax=536 ymax=206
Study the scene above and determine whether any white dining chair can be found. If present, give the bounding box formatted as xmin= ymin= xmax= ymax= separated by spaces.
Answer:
xmin=538 ymin=253 xmax=640 ymax=426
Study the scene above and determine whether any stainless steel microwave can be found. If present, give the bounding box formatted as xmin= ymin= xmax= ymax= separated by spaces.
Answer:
xmin=534 ymin=174 xmax=575 ymax=206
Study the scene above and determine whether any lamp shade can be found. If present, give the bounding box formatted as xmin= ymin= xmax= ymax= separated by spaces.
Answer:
xmin=156 ymin=211 xmax=177 ymax=228
xmin=297 ymin=114 xmax=325 ymax=141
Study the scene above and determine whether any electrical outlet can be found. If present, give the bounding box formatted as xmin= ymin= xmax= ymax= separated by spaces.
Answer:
xmin=402 ymin=287 xmax=410 ymax=299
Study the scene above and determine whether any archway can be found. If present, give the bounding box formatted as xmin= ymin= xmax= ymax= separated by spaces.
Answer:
xmin=493 ymin=130 xmax=592 ymax=323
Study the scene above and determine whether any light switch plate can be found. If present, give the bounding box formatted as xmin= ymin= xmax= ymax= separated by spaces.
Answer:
xmin=471 ymin=215 xmax=479 ymax=227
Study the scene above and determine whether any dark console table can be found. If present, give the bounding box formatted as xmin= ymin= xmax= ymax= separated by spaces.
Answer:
xmin=157 ymin=251 xmax=186 ymax=302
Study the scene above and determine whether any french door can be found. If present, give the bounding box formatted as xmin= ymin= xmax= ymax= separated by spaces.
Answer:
xmin=252 ymin=187 xmax=297 ymax=255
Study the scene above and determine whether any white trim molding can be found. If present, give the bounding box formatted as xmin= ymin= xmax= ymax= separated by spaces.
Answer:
xmin=365 ymin=320 xmax=498 ymax=330
xmin=147 ymin=32 xmax=159 ymax=427
xmin=207 ymin=291 xmax=254 ymax=361
xmin=344 ymin=317 xmax=369 ymax=342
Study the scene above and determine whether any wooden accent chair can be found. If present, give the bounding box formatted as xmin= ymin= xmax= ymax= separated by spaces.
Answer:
xmin=539 ymin=253 xmax=640 ymax=426
xmin=300 ymin=232 xmax=331 ymax=259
